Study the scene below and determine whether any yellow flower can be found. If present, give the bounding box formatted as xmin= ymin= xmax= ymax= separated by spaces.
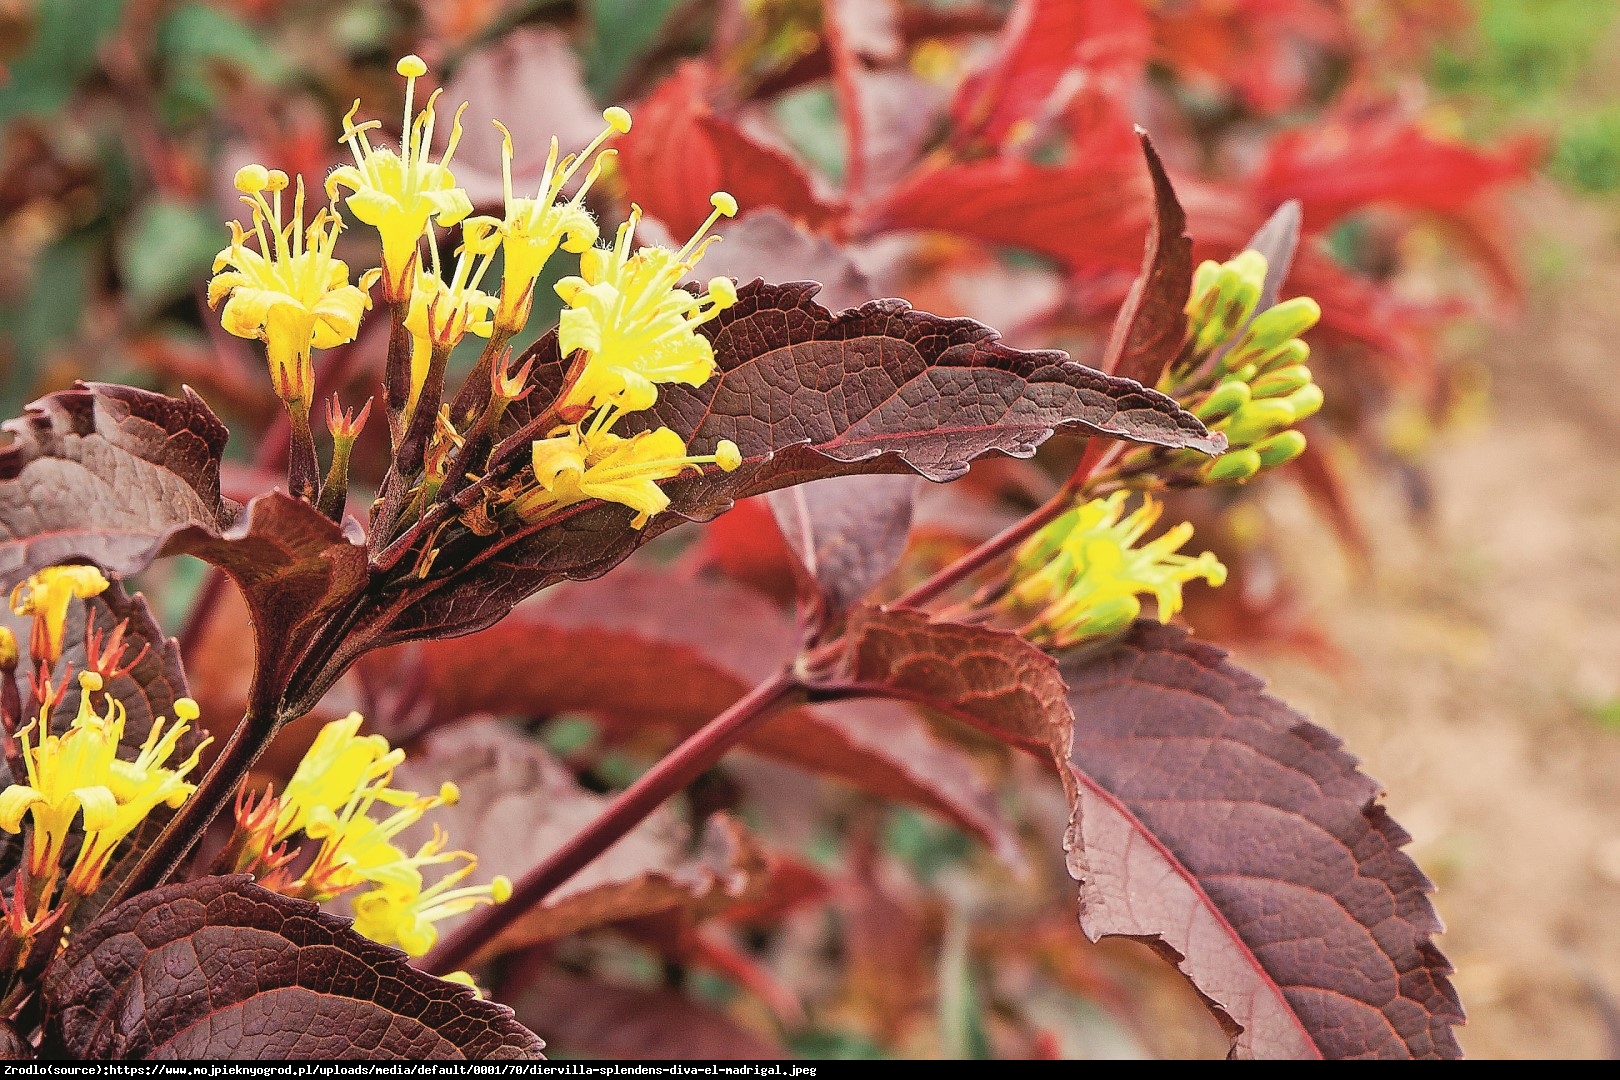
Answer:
xmin=299 ymin=771 xmax=459 ymax=900
xmin=10 ymin=564 xmax=109 ymax=667
xmin=208 ymin=167 xmax=376 ymax=410
xmin=68 ymin=698 xmax=208 ymax=894
xmin=401 ymin=227 xmax=500 ymax=420
xmin=272 ymin=712 xmax=403 ymax=845
xmin=1010 ymin=493 xmax=1227 ymax=647
xmin=0 ymin=672 xmax=122 ymax=881
xmin=326 ymin=55 xmax=474 ymax=303
xmin=476 ymin=107 xmax=630 ymax=334
xmin=350 ymin=852 xmax=511 ymax=957
xmin=515 ymin=422 xmax=742 ymax=528
xmin=555 ymin=195 xmax=739 ymax=417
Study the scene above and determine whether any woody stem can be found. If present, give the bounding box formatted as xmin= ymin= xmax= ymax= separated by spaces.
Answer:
xmin=423 ymin=668 xmax=804 ymax=974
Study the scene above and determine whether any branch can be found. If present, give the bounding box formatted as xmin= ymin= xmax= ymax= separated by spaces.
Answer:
xmin=423 ymin=668 xmax=804 ymax=973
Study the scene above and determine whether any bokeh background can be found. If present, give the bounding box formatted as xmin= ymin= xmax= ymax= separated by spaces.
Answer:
xmin=1 ymin=0 xmax=1617 ymax=1059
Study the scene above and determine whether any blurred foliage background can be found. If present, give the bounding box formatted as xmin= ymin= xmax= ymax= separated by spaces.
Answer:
xmin=1 ymin=0 xmax=1617 ymax=1060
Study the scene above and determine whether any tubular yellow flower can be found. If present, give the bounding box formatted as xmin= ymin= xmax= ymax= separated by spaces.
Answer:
xmin=401 ymin=226 xmax=500 ymax=420
xmin=514 ymin=422 xmax=742 ymax=528
xmin=10 ymin=564 xmax=109 ymax=668
xmin=0 ymin=672 xmax=122 ymax=880
xmin=299 ymin=772 xmax=459 ymax=900
xmin=1009 ymin=493 xmax=1227 ymax=647
xmin=208 ymin=168 xmax=376 ymax=410
xmin=555 ymin=194 xmax=739 ymax=416
xmin=326 ymin=56 xmax=474 ymax=303
xmin=68 ymin=698 xmax=208 ymax=894
xmin=350 ymin=853 xmax=511 ymax=957
xmin=272 ymin=712 xmax=403 ymax=845
xmin=477 ymin=107 xmax=630 ymax=335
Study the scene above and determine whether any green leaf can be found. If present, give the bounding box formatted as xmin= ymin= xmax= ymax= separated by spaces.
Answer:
xmin=117 ymin=198 xmax=218 ymax=311
xmin=582 ymin=0 xmax=683 ymax=97
xmin=0 ymin=0 xmax=126 ymax=125
xmin=155 ymin=2 xmax=283 ymax=125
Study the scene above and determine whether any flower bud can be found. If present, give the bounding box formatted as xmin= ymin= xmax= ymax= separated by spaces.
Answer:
xmin=1199 ymin=448 xmax=1263 ymax=484
xmin=1193 ymin=379 xmax=1250 ymax=422
xmin=1253 ymin=430 xmax=1308 ymax=469
xmin=1048 ymin=593 xmax=1142 ymax=648
xmin=0 ymin=627 xmax=15 ymax=671
xmin=1281 ymin=382 xmax=1324 ymax=422
xmin=1251 ymin=338 xmax=1310 ymax=374
xmin=1249 ymin=365 xmax=1312 ymax=399
xmin=1217 ymin=400 xmax=1295 ymax=446
xmin=1239 ymin=297 xmax=1320 ymax=353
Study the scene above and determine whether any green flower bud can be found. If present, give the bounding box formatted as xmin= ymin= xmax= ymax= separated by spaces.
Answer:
xmin=1249 ymin=365 xmax=1312 ymax=399
xmin=1048 ymin=593 xmax=1142 ymax=648
xmin=1215 ymin=399 xmax=1295 ymax=445
xmin=1199 ymin=448 xmax=1263 ymax=484
xmin=1246 ymin=296 xmax=1318 ymax=348
xmin=1281 ymin=382 xmax=1324 ymax=422
xmin=1253 ymin=429 xmax=1308 ymax=469
xmin=1189 ymin=260 xmax=1223 ymax=308
xmin=1228 ymin=250 xmax=1268 ymax=288
xmin=1251 ymin=337 xmax=1310 ymax=374
xmin=1192 ymin=379 xmax=1251 ymax=421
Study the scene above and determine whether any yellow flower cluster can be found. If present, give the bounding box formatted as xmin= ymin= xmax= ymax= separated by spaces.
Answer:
xmin=1007 ymin=493 xmax=1227 ymax=647
xmin=226 ymin=713 xmax=508 ymax=958
xmin=0 ymin=670 xmax=206 ymax=916
xmin=207 ymin=54 xmax=744 ymax=531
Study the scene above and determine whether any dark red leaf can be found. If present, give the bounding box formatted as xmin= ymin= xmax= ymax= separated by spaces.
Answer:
xmin=951 ymin=0 xmax=1151 ymax=147
xmin=374 ymin=280 xmax=1218 ymax=649
xmin=501 ymin=969 xmax=784 ymax=1060
xmin=818 ymin=605 xmax=1073 ymax=755
xmin=1056 ymin=622 xmax=1462 ymax=1059
xmin=766 ymin=474 xmax=918 ymax=638
xmin=0 ymin=1021 xmax=30 ymax=1059
xmin=1101 ymin=132 xmax=1192 ymax=387
xmin=0 ymin=383 xmax=231 ymax=586
xmin=389 ymin=720 xmax=767 ymax=964
xmin=393 ymin=568 xmax=1020 ymax=864
xmin=43 ymin=875 xmax=544 ymax=1059
xmin=619 ymin=62 xmax=841 ymax=237
xmin=162 ymin=492 xmax=368 ymax=709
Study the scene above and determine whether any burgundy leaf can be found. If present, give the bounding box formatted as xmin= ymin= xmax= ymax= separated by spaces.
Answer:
xmin=0 ymin=383 xmax=231 ymax=586
xmin=162 ymin=493 xmax=368 ymax=709
xmin=1101 ymin=132 xmax=1193 ymax=388
xmin=766 ymin=474 xmax=919 ymax=638
xmin=1056 ymin=622 xmax=1462 ymax=1059
xmin=501 ymin=969 xmax=784 ymax=1060
xmin=391 ymin=568 xmax=1019 ymax=864
xmin=389 ymin=720 xmax=766 ymax=964
xmin=950 ymin=0 xmax=1151 ymax=147
xmin=0 ymin=1021 xmax=29 ymax=1059
xmin=371 ymin=280 xmax=1218 ymax=650
xmin=819 ymin=605 xmax=1073 ymax=755
xmin=43 ymin=875 xmax=544 ymax=1059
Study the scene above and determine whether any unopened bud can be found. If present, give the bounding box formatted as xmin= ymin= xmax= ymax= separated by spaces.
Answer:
xmin=1048 ymin=593 xmax=1141 ymax=647
xmin=1193 ymin=380 xmax=1251 ymax=422
xmin=1249 ymin=365 xmax=1312 ymax=399
xmin=1253 ymin=430 xmax=1308 ymax=469
xmin=1251 ymin=338 xmax=1310 ymax=375
xmin=1217 ymin=400 xmax=1296 ymax=446
xmin=1200 ymin=448 xmax=1263 ymax=484
xmin=716 ymin=440 xmax=742 ymax=472
xmin=1281 ymin=382 xmax=1324 ymax=422
xmin=0 ymin=627 xmax=14 ymax=671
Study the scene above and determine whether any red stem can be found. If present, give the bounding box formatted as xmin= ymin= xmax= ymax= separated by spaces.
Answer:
xmin=422 ymin=669 xmax=804 ymax=974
